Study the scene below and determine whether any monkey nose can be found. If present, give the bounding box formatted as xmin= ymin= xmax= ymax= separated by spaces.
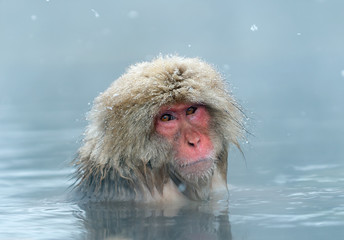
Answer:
xmin=187 ymin=136 xmax=201 ymax=147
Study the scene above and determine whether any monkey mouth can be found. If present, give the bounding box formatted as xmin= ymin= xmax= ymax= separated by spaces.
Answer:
xmin=177 ymin=158 xmax=214 ymax=177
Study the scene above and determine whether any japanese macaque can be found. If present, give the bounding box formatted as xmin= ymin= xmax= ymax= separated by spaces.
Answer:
xmin=73 ymin=56 xmax=244 ymax=202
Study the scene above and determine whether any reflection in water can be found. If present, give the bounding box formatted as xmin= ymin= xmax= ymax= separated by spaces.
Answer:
xmin=77 ymin=196 xmax=232 ymax=240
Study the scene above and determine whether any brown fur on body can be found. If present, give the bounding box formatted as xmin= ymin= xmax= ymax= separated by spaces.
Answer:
xmin=73 ymin=56 xmax=244 ymax=202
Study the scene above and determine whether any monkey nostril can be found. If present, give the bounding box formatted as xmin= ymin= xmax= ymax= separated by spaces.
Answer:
xmin=185 ymin=132 xmax=201 ymax=147
xmin=187 ymin=138 xmax=200 ymax=147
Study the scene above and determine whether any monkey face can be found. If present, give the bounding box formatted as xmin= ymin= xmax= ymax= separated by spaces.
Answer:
xmin=74 ymin=56 xmax=244 ymax=202
xmin=155 ymin=103 xmax=216 ymax=181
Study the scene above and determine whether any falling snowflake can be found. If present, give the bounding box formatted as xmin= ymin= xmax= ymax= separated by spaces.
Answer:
xmin=128 ymin=10 xmax=139 ymax=19
xmin=91 ymin=9 xmax=100 ymax=18
xmin=250 ymin=24 xmax=258 ymax=32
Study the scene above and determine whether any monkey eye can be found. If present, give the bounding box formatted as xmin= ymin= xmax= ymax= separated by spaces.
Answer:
xmin=186 ymin=106 xmax=197 ymax=115
xmin=160 ymin=114 xmax=175 ymax=122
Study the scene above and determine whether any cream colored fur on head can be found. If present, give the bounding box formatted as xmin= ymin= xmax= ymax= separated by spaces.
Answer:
xmin=74 ymin=55 xmax=244 ymax=202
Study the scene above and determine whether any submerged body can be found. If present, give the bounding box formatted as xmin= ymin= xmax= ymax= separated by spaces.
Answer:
xmin=73 ymin=56 xmax=244 ymax=202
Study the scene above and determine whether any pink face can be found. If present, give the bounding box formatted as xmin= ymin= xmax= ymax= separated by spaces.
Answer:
xmin=155 ymin=103 xmax=214 ymax=175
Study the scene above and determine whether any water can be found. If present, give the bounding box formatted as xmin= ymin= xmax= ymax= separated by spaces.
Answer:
xmin=1 ymin=0 xmax=343 ymax=239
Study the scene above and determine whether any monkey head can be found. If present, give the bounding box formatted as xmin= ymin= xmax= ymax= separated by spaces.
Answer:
xmin=74 ymin=56 xmax=244 ymax=202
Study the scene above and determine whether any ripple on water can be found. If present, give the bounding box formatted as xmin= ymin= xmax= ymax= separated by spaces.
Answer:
xmin=228 ymin=183 xmax=344 ymax=229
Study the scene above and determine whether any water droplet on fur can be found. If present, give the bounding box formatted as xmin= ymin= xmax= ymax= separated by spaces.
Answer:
xmin=178 ymin=183 xmax=186 ymax=192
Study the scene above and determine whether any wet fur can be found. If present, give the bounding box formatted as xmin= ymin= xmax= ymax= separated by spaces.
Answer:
xmin=73 ymin=55 xmax=244 ymax=202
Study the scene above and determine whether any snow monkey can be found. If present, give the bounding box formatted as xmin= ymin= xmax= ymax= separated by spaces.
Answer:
xmin=73 ymin=56 xmax=244 ymax=202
